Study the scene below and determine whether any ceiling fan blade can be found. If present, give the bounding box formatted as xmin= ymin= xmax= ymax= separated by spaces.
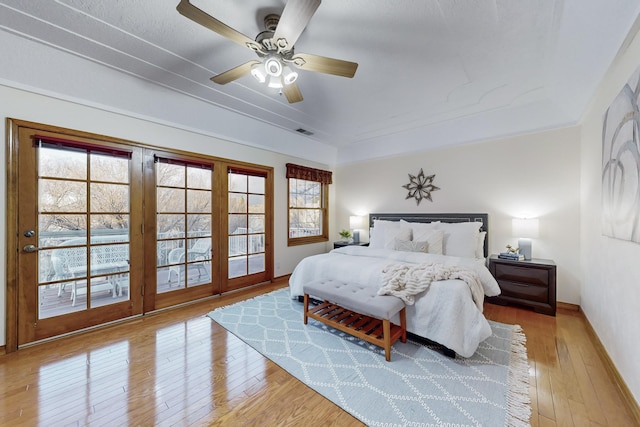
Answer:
xmin=210 ymin=60 xmax=260 ymax=84
xmin=273 ymin=0 xmax=321 ymax=50
xmin=283 ymin=83 xmax=303 ymax=103
xmin=177 ymin=0 xmax=261 ymax=52
xmin=291 ymin=53 xmax=358 ymax=78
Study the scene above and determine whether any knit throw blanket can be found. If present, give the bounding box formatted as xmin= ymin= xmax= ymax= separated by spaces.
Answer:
xmin=379 ymin=263 xmax=485 ymax=310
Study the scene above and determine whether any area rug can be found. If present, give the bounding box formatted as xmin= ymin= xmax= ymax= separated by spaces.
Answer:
xmin=208 ymin=288 xmax=530 ymax=427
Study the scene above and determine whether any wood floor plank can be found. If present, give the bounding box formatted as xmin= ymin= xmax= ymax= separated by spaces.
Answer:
xmin=554 ymin=335 xmax=583 ymax=404
xmin=533 ymin=336 xmax=556 ymax=421
xmin=582 ymin=346 xmax=637 ymax=427
xmin=549 ymin=383 xmax=574 ymax=427
xmin=568 ymin=398 xmax=601 ymax=427
xmin=529 ymin=359 xmax=541 ymax=427
xmin=0 ymin=280 xmax=637 ymax=426
xmin=566 ymin=342 xmax=609 ymax=425
xmin=538 ymin=414 xmax=558 ymax=427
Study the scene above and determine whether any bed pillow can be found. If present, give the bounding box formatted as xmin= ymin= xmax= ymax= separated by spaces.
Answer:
xmin=398 ymin=220 xmax=443 ymax=254
xmin=383 ymin=226 xmax=412 ymax=249
xmin=437 ymin=221 xmax=483 ymax=258
xmin=399 ymin=219 xmax=440 ymax=232
xmin=369 ymin=220 xmax=398 ymax=248
xmin=370 ymin=220 xmax=412 ymax=249
xmin=413 ymin=228 xmax=444 ymax=254
xmin=476 ymin=231 xmax=487 ymax=258
xmin=394 ymin=239 xmax=428 ymax=253
xmin=368 ymin=226 xmax=380 ymax=248
xmin=374 ymin=219 xmax=399 ymax=228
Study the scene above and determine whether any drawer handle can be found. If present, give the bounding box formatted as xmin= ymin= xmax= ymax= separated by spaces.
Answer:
xmin=501 ymin=281 xmax=531 ymax=287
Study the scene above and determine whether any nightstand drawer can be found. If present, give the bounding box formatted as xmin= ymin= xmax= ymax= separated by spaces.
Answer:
xmin=497 ymin=280 xmax=548 ymax=303
xmin=493 ymin=263 xmax=548 ymax=286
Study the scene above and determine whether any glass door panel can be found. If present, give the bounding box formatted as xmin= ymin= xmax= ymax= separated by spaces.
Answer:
xmin=228 ymin=171 xmax=266 ymax=280
xmin=156 ymin=159 xmax=213 ymax=294
xmin=37 ymin=146 xmax=131 ymax=317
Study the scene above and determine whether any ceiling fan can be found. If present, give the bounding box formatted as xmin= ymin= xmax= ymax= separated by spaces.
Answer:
xmin=177 ymin=0 xmax=358 ymax=103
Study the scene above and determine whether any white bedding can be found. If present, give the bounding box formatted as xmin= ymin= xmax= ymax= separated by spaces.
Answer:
xmin=289 ymin=246 xmax=501 ymax=358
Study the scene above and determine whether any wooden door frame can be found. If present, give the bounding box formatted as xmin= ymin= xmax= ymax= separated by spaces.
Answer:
xmin=222 ymin=162 xmax=274 ymax=293
xmin=6 ymin=119 xmax=149 ymax=349
xmin=142 ymin=148 xmax=224 ymax=312
xmin=6 ymin=119 xmax=21 ymax=352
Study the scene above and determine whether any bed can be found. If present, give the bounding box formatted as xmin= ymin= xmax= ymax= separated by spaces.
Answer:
xmin=289 ymin=213 xmax=501 ymax=358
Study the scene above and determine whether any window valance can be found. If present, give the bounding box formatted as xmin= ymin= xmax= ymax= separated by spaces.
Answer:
xmin=286 ymin=163 xmax=332 ymax=184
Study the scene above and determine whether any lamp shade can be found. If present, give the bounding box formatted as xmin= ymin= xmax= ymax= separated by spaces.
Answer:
xmin=267 ymin=75 xmax=283 ymax=89
xmin=349 ymin=215 xmax=365 ymax=243
xmin=282 ymin=65 xmax=298 ymax=85
xmin=512 ymin=218 xmax=539 ymax=260
xmin=350 ymin=215 xmax=364 ymax=229
xmin=512 ymin=218 xmax=539 ymax=238
xmin=264 ymin=55 xmax=282 ymax=77
xmin=250 ymin=63 xmax=266 ymax=83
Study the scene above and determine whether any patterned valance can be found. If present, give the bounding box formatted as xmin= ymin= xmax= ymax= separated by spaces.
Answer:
xmin=286 ymin=163 xmax=332 ymax=184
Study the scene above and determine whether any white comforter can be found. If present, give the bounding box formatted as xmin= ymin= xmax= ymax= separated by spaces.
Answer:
xmin=289 ymin=246 xmax=501 ymax=358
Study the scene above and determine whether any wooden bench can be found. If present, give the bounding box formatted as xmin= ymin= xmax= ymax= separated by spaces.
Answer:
xmin=303 ymin=279 xmax=406 ymax=361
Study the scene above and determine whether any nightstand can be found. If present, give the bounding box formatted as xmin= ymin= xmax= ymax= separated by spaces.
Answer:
xmin=487 ymin=255 xmax=557 ymax=316
xmin=333 ymin=241 xmax=369 ymax=249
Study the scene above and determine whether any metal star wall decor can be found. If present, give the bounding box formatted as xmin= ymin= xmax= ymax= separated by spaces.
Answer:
xmin=402 ymin=168 xmax=440 ymax=205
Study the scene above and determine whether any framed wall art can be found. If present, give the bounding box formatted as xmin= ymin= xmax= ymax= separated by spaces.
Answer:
xmin=602 ymin=64 xmax=640 ymax=243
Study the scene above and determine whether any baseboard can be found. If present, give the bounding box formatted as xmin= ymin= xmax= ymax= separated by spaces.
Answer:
xmin=556 ymin=301 xmax=580 ymax=311
xmin=582 ymin=313 xmax=640 ymax=424
xmin=272 ymin=274 xmax=291 ymax=282
xmin=0 ymin=345 xmax=5 ymax=356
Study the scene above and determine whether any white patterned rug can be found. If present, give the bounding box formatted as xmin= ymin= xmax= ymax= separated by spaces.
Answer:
xmin=208 ymin=288 xmax=531 ymax=427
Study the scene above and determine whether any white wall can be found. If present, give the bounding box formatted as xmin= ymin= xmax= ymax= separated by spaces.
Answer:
xmin=579 ymin=24 xmax=640 ymax=403
xmin=334 ymin=126 xmax=582 ymax=305
xmin=0 ymin=84 xmax=331 ymax=347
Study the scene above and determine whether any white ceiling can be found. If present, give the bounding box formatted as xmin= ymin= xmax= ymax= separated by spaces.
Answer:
xmin=1 ymin=0 xmax=639 ymax=165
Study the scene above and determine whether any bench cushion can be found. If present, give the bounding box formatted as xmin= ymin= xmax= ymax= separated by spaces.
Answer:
xmin=303 ymin=279 xmax=404 ymax=320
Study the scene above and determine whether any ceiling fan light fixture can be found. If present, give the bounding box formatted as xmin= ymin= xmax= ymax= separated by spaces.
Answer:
xmin=267 ymin=75 xmax=284 ymax=89
xmin=250 ymin=63 xmax=267 ymax=83
xmin=282 ymin=65 xmax=298 ymax=85
xmin=264 ymin=55 xmax=283 ymax=77
xmin=178 ymin=0 xmax=359 ymax=103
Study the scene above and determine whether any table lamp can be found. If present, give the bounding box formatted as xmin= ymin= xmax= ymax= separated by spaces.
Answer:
xmin=512 ymin=218 xmax=539 ymax=260
xmin=349 ymin=215 xmax=365 ymax=243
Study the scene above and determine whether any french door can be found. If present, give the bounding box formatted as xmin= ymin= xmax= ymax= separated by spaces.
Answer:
xmin=147 ymin=152 xmax=220 ymax=310
xmin=225 ymin=167 xmax=272 ymax=292
xmin=13 ymin=125 xmax=144 ymax=345
xmin=7 ymin=120 xmax=274 ymax=349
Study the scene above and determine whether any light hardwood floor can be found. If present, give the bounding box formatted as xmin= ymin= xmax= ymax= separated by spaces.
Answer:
xmin=0 ymin=278 xmax=638 ymax=426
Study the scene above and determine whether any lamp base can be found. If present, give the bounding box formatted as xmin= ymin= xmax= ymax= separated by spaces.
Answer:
xmin=352 ymin=230 xmax=360 ymax=243
xmin=518 ymin=238 xmax=532 ymax=260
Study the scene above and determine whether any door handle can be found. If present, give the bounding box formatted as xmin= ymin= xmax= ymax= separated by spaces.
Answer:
xmin=23 ymin=244 xmax=39 ymax=253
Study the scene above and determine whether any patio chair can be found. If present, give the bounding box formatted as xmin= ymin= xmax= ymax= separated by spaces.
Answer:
xmin=167 ymin=238 xmax=211 ymax=283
